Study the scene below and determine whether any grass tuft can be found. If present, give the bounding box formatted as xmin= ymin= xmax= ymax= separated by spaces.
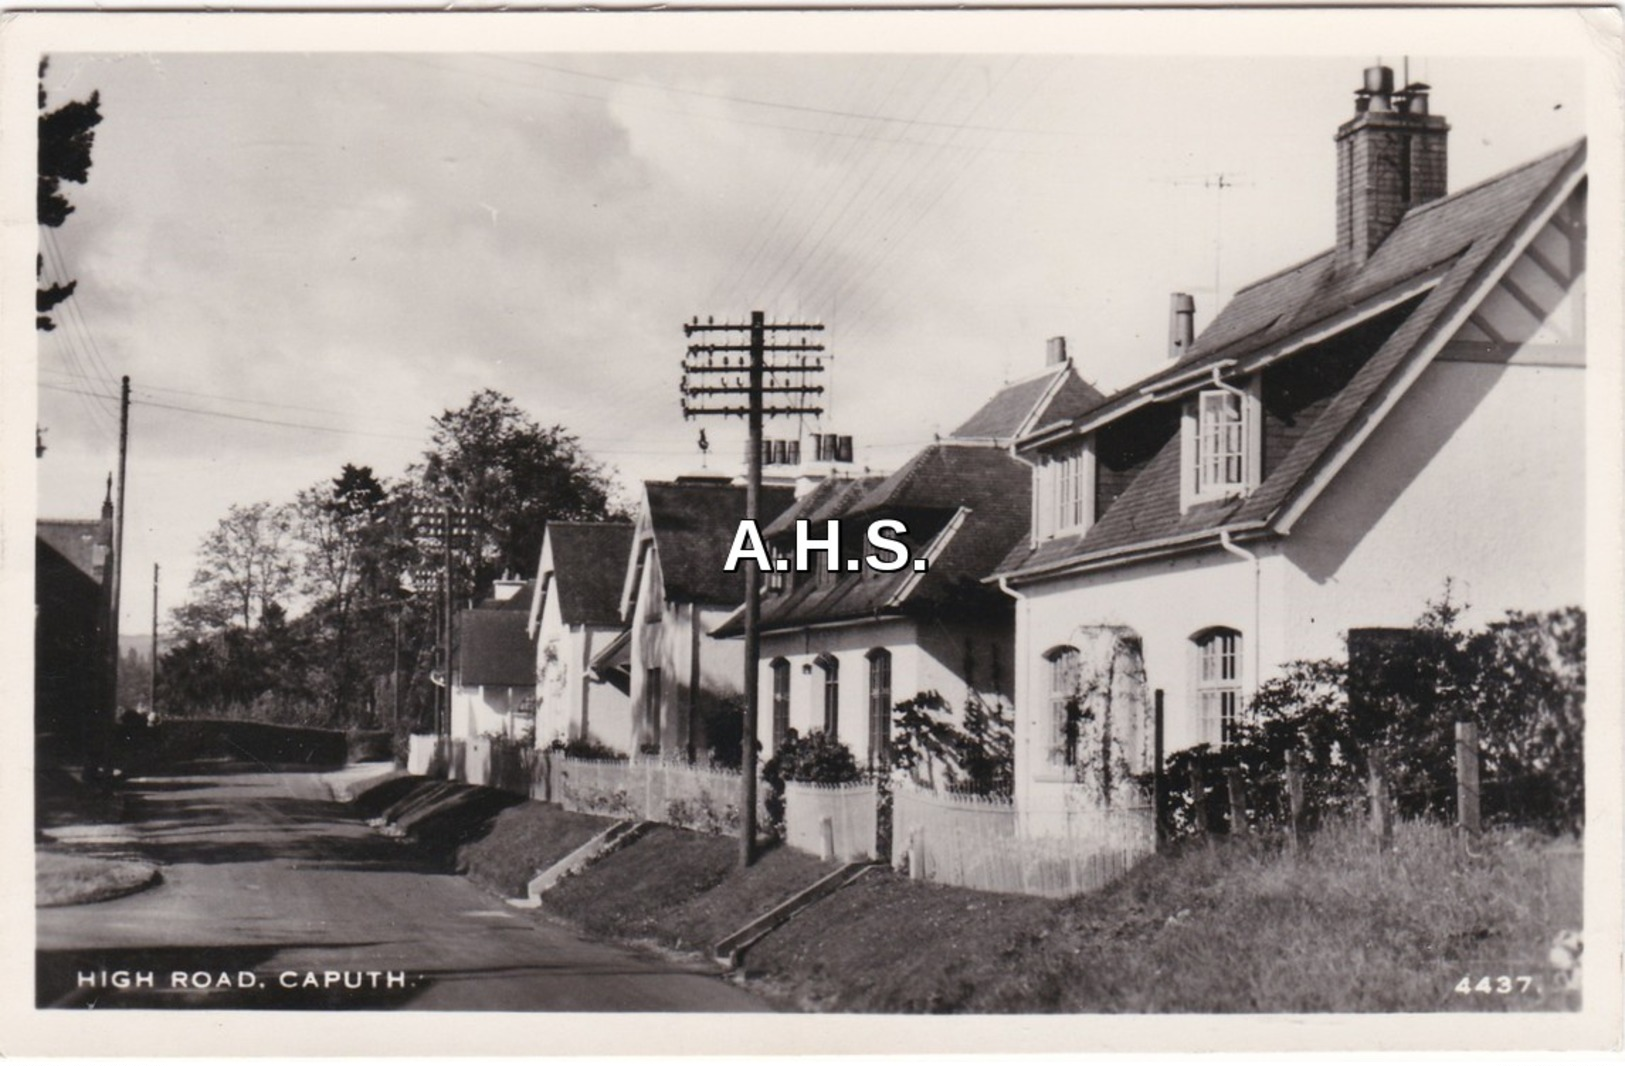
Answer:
xmin=37 ymin=850 xmax=161 ymax=908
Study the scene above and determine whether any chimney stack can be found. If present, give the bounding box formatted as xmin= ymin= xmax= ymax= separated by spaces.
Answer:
xmin=1046 ymin=336 xmax=1068 ymax=366
xmin=1168 ymin=293 xmax=1195 ymax=361
xmin=1336 ymin=64 xmax=1449 ymax=271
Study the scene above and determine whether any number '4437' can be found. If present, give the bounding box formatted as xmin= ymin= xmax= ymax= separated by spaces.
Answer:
xmin=1456 ymin=975 xmax=1535 ymax=994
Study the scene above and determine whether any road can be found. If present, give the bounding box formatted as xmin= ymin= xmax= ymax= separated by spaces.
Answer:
xmin=36 ymin=765 xmax=772 ymax=1012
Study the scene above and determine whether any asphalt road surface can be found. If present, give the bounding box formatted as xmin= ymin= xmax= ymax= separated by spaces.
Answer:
xmin=36 ymin=765 xmax=772 ymax=1012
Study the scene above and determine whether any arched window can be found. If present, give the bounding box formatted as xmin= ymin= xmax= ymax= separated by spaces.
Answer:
xmin=1044 ymin=646 xmax=1082 ymax=766
xmin=866 ymin=648 xmax=892 ymax=769
xmin=816 ymin=653 xmax=840 ymax=737
xmin=1193 ymin=628 xmax=1243 ymax=745
xmin=770 ymin=658 xmax=791 ymax=753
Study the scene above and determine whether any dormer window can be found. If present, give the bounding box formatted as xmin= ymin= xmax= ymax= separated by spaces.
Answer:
xmin=1181 ymin=381 xmax=1260 ymax=509
xmin=1033 ymin=439 xmax=1093 ymax=541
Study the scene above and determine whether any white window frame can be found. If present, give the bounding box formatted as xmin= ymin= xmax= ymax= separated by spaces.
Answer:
xmin=1193 ymin=628 xmax=1243 ymax=746
xmin=1181 ymin=379 xmax=1261 ymax=510
xmin=1044 ymin=645 xmax=1082 ymax=768
xmin=1032 ymin=438 xmax=1095 ymax=542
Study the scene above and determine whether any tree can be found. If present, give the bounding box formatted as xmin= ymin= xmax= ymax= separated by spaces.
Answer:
xmin=184 ymin=501 xmax=296 ymax=631
xmin=290 ymin=464 xmax=404 ymax=723
xmin=37 ymin=58 xmax=102 ymax=332
xmin=415 ymin=390 xmax=623 ymax=589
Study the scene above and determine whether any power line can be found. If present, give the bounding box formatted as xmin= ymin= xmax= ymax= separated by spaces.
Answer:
xmin=39 ymin=383 xmax=426 ymax=442
xmin=482 ymin=54 xmax=1070 ymax=136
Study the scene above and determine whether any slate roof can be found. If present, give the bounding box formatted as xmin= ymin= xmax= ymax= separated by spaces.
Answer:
xmin=716 ymin=443 xmax=1029 ymax=636
xmin=457 ymin=608 xmax=536 ymax=687
xmin=996 ymin=138 xmax=1585 ymax=583
xmin=949 ymin=362 xmax=1106 ymax=442
xmin=37 ymin=520 xmax=106 ymax=583
xmin=644 ymin=481 xmax=797 ymax=606
xmin=543 ymin=522 xmax=634 ymax=626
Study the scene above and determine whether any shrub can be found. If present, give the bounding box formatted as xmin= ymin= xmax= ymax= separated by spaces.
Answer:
xmin=761 ymin=729 xmax=860 ymax=831
xmin=550 ymin=735 xmax=627 ymax=761
xmin=889 ymin=690 xmax=1014 ymax=797
xmin=1144 ymin=593 xmax=1584 ymax=839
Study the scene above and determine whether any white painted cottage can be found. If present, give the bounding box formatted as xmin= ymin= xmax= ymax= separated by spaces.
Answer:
xmin=991 ymin=68 xmax=1586 ymax=831
xmin=527 ymin=521 xmax=635 ymax=752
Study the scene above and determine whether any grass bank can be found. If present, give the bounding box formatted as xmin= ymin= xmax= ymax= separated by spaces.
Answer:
xmin=344 ymin=779 xmax=1581 ymax=1013
xmin=750 ymin=820 xmax=1582 ymax=1012
xmin=36 ymin=850 xmax=161 ymax=907
xmin=545 ymin=818 xmax=1581 ymax=1013
xmin=457 ymin=802 xmax=618 ymax=897
xmin=542 ymin=827 xmax=836 ymax=956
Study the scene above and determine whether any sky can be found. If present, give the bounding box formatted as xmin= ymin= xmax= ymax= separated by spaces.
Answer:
xmin=29 ymin=32 xmax=1591 ymax=632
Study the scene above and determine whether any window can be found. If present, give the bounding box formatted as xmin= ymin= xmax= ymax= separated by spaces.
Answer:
xmin=1045 ymin=646 xmax=1082 ymax=767
xmin=644 ymin=667 xmax=663 ymax=750
xmin=1184 ymin=383 xmax=1260 ymax=506
xmin=1034 ymin=441 xmax=1092 ymax=540
xmin=1194 ymin=628 xmax=1242 ymax=745
xmin=767 ymin=546 xmax=787 ymax=593
xmin=867 ymin=649 xmax=892 ymax=769
xmin=817 ymin=654 xmax=840 ymax=737
xmin=770 ymin=658 xmax=791 ymax=752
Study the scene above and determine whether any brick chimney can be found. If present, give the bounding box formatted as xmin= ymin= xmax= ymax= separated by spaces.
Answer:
xmin=1335 ymin=65 xmax=1449 ymax=270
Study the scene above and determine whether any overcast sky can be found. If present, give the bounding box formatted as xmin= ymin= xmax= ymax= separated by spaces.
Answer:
xmin=30 ymin=32 xmax=1590 ymax=631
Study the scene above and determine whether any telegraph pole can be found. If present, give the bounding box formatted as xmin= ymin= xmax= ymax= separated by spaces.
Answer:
xmin=100 ymin=376 xmax=130 ymax=773
xmin=150 ymin=563 xmax=159 ymax=716
xmin=412 ymin=506 xmax=477 ymax=741
xmin=682 ymin=311 xmax=826 ymax=867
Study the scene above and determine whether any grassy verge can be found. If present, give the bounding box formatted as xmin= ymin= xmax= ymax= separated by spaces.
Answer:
xmin=457 ymin=803 xmax=618 ymax=897
xmin=749 ymin=819 xmax=1582 ymax=1013
xmin=343 ymin=779 xmax=1581 ymax=1013
xmin=541 ymin=827 xmax=837 ymax=956
xmin=37 ymin=849 xmax=161 ymax=907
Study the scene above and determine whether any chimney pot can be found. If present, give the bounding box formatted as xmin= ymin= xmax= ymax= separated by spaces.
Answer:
xmin=1363 ymin=65 xmax=1394 ymax=95
xmin=1168 ymin=293 xmax=1196 ymax=361
xmin=1045 ymin=336 xmax=1068 ymax=365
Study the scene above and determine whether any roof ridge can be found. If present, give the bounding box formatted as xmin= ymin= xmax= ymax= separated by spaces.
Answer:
xmin=1404 ymin=137 xmax=1584 ymax=221
xmin=1221 ymin=139 xmax=1581 ymax=303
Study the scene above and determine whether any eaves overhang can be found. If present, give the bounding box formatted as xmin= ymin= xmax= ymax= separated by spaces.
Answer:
xmin=989 ymin=520 xmax=1275 ymax=589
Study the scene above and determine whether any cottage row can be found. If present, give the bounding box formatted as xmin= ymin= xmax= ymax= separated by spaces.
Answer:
xmin=447 ymin=67 xmax=1586 ymax=815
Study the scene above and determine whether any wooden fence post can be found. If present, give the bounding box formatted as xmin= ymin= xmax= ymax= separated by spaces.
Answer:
xmin=1152 ymin=690 xmax=1165 ymax=852
xmin=819 ymin=815 xmax=835 ymax=862
xmin=1189 ymin=763 xmax=1209 ymax=838
xmin=1285 ymin=750 xmax=1305 ymax=850
xmin=1455 ymin=721 xmax=1481 ymax=839
xmin=1368 ymin=747 xmax=1393 ymax=852
xmin=1224 ymin=767 xmax=1248 ymax=838
xmin=908 ymin=827 xmax=924 ymax=881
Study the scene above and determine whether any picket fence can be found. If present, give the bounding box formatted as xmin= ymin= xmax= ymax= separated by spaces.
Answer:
xmin=783 ymin=780 xmax=878 ymax=861
xmin=893 ymin=784 xmax=1155 ymax=899
xmin=555 ymin=754 xmax=765 ymax=836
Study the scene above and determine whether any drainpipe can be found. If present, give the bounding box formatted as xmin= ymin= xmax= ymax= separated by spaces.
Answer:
xmin=1208 ymin=363 xmax=1245 ymax=399
xmin=996 ymin=574 xmax=1029 ymax=832
xmin=1218 ymin=530 xmax=1263 ymax=695
xmin=1209 ymin=364 xmax=1262 ymax=692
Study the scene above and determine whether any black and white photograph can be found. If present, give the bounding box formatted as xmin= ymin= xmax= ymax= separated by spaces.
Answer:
xmin=4 ymin=6 xmax=1621 ymax=1057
